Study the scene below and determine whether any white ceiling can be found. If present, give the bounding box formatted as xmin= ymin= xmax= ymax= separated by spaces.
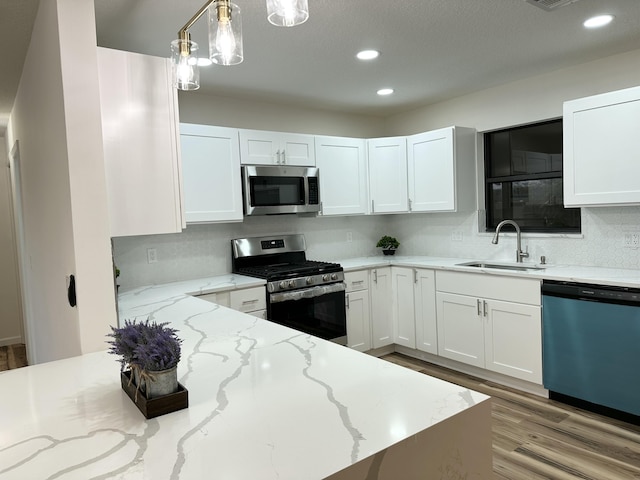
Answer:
xmin=3 ymin=0 xmax=640 ymax=134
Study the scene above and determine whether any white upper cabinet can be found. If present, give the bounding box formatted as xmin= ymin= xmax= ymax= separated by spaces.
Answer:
xmin=98 ymin=47 xmax=184 ymax=237
xmin=180 ymin=124 xmax=243 ymax=224
xmin=315 ymin=136 xmax=368 ymax=216
xmin=564 ymin=86 xmax=640 ymax=207
xmin=239 ymin=129 xmax=315 ymax=166
xmin=407 ymin=126 xmax=476 ymax=212
xmin=367 ymin=137 xmax=408 ymax=214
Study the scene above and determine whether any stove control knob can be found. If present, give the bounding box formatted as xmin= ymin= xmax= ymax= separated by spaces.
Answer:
xmin=289 ymin=280 xmax=296 ymax=288
xmin=322 ymin=274 xmax=329 ymax=282
xmin=306 ymin=277 xmax=313 ymax=285
xmin=279 ymin=281 xmax=287 ymax=290
xmin=331 ymin=273 xmax=338 ymax=280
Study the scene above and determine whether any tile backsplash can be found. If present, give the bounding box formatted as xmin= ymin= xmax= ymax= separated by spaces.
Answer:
xmin=113 ymin=206 xmax=640 ymax=289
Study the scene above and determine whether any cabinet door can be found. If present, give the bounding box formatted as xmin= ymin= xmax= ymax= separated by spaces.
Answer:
xmin=367 ymin=137 xmax=408 ymax=214
xmin=371 ymin=267 xmax=393 ymax=348
xmin=408 ymin=128 xmax=455 ymax=212
xmin=180 ymin=124 xmax=243 ymax=223
xmin=315 ymin=136 xmax=368 ymax=215
xmin=414 ymin=269 xmax=437 ymax=355
xmin=281 ymin=133 xmax=315 ymax=166
xmin=239 ymin=129 xmax=280 ymax=165
xmin=346 ymin=290 xmax=371 ymax=352
xmin=436 ymin=292 xmax=484 ymax=368
xmin=391 ymin=267 xmax=416 ymax=349
xmin=485 ymin=300 xmax=542 ymax=384
xmin=98 ymin=47 xmax=184 ymax=237
xmin=564 ymin=86 xmax=640 ymax=206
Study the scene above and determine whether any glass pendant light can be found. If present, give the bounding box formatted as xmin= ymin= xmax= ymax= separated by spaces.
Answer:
xmin=266 ymin=0 xmax=309 ymax=27
xmin=170 ymin=38 xmax=200 ymax=90
xmin=208 ymin=0 xmax=243 ymax=65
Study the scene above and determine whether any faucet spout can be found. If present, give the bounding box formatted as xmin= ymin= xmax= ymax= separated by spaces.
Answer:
xmin=492 ymin=219 xmax=529 ymax=263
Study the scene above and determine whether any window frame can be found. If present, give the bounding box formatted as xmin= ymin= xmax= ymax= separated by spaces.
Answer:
xmin=483 ymin=119 xmax=581 ymax=234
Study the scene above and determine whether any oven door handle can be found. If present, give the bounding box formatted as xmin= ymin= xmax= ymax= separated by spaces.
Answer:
xmin=269 ymin=282 xmax=346 ymax=304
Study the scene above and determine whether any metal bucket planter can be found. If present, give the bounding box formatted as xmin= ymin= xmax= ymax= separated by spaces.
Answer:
xmin=140 ymin=366 xmax=179 ymax=399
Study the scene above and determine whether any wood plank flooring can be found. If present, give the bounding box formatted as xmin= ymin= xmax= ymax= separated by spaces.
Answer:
xmin=0 ymin=344 xmax=28 ymax=372
xmin=381 ymin=353 xmax=640 ymax=480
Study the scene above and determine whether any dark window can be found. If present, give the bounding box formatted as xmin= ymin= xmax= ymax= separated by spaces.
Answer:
xmin=484 ymin=120 xmax=580 ymax=233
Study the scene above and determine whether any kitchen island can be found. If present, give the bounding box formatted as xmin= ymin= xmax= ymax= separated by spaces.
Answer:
xmin=0 ymin=276 xmax=492 ymax=479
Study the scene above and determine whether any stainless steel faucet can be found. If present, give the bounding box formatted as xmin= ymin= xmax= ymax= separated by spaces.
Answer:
xmin=492 ymin=219 xmax=529 ymax=263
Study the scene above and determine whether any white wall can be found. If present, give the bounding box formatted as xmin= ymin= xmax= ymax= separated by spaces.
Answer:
xmin=178 ymin=91 xmax=386 ymax=138
xmin=0 ymin=136 xmax=23 ymax=346
xmin=7 ymin=0 xmax=116 ymax=363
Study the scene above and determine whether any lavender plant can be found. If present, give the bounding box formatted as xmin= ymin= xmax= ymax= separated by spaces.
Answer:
xmin=107 ymin=319 xmax=182 ymax=372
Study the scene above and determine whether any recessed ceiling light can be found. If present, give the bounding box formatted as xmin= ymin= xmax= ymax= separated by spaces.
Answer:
xmin=377 ymin=88 xmax=394 ymax=96
xmin=357 ymin=50 xmax=380 ymax=61
xmin=197 ymin=58 xmax=213 ymax=67
xmin=583 ymin=14 xmax=614 ymax=28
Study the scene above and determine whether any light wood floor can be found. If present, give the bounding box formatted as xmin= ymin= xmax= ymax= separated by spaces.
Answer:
xmin=382 ymin=353 xmax=640 ymax=480
xmin=0 ymin=344 xmax=28 ymax=372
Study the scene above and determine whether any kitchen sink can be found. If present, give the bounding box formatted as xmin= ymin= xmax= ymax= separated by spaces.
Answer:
xmin=456 ymin=261 xmax=545 ymax=272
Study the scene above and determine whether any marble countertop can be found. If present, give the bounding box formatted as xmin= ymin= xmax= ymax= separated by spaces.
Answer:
xmin=0 ymin=276 xmax=490 ymax=480
xmin=339 ymin=255 xmax=640 ymax=288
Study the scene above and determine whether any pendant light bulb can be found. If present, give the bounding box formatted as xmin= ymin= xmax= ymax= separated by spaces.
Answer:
xmin=209 ymin=1 xmax=243 ymax=65
xmin=170 ymin=38 xmax=200 ymax=90
xmin=266 ymin=0 xmax=309 ymax=27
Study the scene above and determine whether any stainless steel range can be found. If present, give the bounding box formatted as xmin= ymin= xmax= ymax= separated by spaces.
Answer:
xmin=231 ymin=234 xmax=347 ymax=345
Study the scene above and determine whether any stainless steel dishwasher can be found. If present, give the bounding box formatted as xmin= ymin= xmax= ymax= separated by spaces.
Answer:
xmin=542 ymin=280 xmax=640 ymax=423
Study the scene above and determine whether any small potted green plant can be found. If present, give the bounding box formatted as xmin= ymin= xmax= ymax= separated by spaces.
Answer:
xmin=376 ymin=235 xmax=400 ymax=256
xmin=107 ymin=319 xmax=182 ymax=399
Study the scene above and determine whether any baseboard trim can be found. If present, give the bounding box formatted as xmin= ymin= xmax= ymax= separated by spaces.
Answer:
xmin=0 ymin=336 xmax=23 ymax=347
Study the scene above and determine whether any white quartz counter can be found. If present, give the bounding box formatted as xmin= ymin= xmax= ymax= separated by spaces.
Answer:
xmin=0 ymin=275 xmax=492 ymax=480
xmin=340 ymin=255 xmax=640 ymax=288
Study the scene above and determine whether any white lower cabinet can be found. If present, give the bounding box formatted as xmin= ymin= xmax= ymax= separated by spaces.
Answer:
xmin=391 ymin=267 xmax=437 ymax=353
xmin=197 ymin=286 xmax=267 ymax=319
xmin=371 ymin=267 xmax=393 ymax=348
xmin=436 ymin=271 xmax=542 ymax=384
xmin=345 ymin=270 xmax=371 ymax=352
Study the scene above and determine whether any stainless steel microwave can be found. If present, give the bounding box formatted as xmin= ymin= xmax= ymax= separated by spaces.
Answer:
xmin=241 ymin=165 xmax=321 ymax=216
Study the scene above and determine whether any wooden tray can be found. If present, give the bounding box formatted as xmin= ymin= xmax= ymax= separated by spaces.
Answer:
xmin=120 ymin=371 xmax=188 ymax=419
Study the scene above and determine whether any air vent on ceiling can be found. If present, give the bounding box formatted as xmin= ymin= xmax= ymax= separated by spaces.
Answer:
xmin=525 ymin=0 xmax=581 ymax=11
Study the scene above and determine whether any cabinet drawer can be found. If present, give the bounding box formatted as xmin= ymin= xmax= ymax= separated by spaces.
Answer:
xmin=436 ymin=271 xmax=540 ymax=305
xmin=197 ymin=291 xmax=230 ymax=307
xmin=230 ymin=286 xmax=266 ymax=313
xmin=344 ymin=270 xmax=369 ymax=292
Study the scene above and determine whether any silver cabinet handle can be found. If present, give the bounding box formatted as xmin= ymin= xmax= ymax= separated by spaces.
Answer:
xmin=414 ymin=269 xmax=418 ymax=283
xmin=242 ymin=299 xmax=259 ymax=305
xmin=282 ymin=150 xmax=286 ymax=164
xmin=408 ymin=198 xmax=412 ymax=211
xmin=275 ymin=149 xmax=280 ymax=164
xmin=483 ymin=300 xmax=488 ymax=317
xmin=345 ymin=294 xmax=350 ymax=309
xmin=373 ymin=270 xmax=378 ymax=283
xmin=477 ymin=299 xmax=482 ymax=316
xmin=371 ymin=199 xmax=375 ymax=212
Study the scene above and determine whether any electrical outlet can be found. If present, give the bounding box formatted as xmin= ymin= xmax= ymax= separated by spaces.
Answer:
xmin=147 ymin=248 xmax=158 ymax=263
xmin=633 ymin=233 xmax=640 ymax=247
xmin=451 ymin=231 xmax=463 ymax=242
xmin=346 ymin=232 xmax=353 ymax=243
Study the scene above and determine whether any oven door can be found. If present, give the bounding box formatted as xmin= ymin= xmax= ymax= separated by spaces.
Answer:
xmin=268 ymin=282 xmax=347 ymax=344
xmin=242 ymin=165 xmax=320 ymax=215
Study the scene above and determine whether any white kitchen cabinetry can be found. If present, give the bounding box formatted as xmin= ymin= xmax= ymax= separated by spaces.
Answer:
xmin=367 ymin=137 xmax=408 ymax=214
xmin=407 ymin=127 xmax=476 ymax=212
xmin=180 ymin=124 xmax=243 ymax=223
xmin=370 ymin=267 xmax=393 ymax=348
xmin=564 ymin=86 xmax=640 ymax=206
xmin=315 ymin=136 xmax=368 ymax=216
xmin=391 ymin=267 xmax=437 ymax=353
xmin=436 ymin=271 xmax=542 ymax=384
xmin=97 ymin=47 xmax=184 ymax=237
xmin=344 ymin=270 xmax=371 ymax=352
xmin=198 ymin=286 xmax=267 ymax=319
xmin=239 ymin=129 xmax=315 ymax=166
